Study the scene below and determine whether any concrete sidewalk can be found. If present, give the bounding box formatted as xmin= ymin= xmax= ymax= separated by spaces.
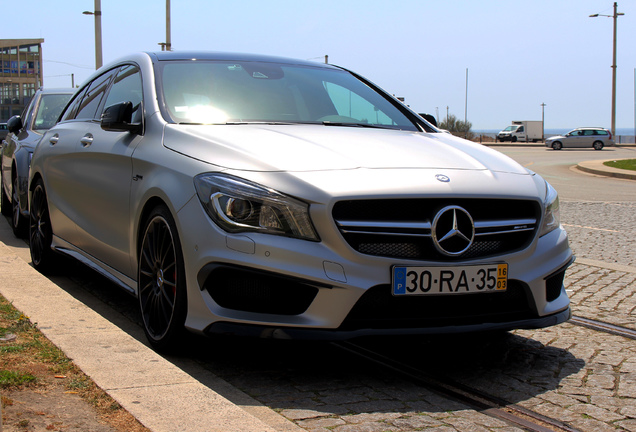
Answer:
xmin=575 ymin=158 xmax=636 ymax=180
xmin=0 ymin=224 xmax=303 ymax=432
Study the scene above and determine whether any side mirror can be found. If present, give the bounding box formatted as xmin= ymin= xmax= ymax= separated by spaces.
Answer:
xmin=7 ymin=115 xmax=22 ymax=134
xmin=418 ymin=113 xmax=437 ymax=127
xmin=101 ymin=101 xmax=142 ymax=134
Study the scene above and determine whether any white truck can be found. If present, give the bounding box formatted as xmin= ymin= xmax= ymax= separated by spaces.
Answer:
xmin=497 ymin=121 xmax=543 ymax=143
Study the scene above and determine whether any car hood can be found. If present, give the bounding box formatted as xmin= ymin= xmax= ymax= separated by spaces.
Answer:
xmin=546 ymin=135 xmax=566 ymax=141
xmin=163 ymin=124 xmax=529 ymax=175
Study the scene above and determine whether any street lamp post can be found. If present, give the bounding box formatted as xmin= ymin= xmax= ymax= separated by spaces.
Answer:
xmin=159 ymin=0 xmax=173 ymax=51
xmin=166 ymin=0 xmax=172 ymax=51
xmin=590 ymin=2 xmax=624 ymax=137
xmin=83 ymin=0 xmax=103 ymax=70
xmin=541 ymin=103 xmax=546 ymax=141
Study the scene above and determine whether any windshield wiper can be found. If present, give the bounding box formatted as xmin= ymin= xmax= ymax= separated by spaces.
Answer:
xmin=321 ymin=121 xmax=389 ymax=129
xmin=224 ymin=121 xmax=300 ymax=125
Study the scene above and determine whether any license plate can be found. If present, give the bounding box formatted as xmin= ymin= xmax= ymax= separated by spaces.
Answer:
xmin=392 ymin=263 xmax=508 ymax=296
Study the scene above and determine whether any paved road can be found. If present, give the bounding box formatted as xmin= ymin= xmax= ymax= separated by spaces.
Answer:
xmin=1 ymin=146 xmax=635 ymax=431
xmin=497 ymin=145 xmax=636 ymax=202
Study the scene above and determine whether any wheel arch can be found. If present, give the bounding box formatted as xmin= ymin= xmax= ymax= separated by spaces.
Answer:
xmin=29 ymin=171 xmax=43 ymax=193
xmin=136 ymin=196 xmax=171 ymax=258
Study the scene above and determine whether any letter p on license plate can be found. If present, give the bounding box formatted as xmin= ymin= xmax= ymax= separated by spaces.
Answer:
xmin=392 ymin=263 xmax=508 ymax=296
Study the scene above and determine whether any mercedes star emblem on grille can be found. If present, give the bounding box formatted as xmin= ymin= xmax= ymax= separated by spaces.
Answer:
xmin=431 ymin=206 xmax=475 ymax=256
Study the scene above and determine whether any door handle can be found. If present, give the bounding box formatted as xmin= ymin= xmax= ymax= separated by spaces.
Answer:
xmin=49 ymin=134 xmax=59 ymax=145
xmin=80 ymin=134 xmax=94 ymax=147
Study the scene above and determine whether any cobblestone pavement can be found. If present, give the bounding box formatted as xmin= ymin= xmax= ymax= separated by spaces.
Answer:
xmin=566 ymin=262 xmax=636 ymax=330
xmin=561 ymin=201 xmax=636 ymax=267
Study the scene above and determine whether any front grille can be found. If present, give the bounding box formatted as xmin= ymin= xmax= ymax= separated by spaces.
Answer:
xmin=203 ymin=266 xmax=319 ymax=315
xmin=333 ymin=198 xmax=540 ymax=261
xmin=339 ymin=280 xmax=534 ymax=331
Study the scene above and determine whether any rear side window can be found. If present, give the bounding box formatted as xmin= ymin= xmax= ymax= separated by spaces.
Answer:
xmin=61 ymin=87 xmax=88 ymax=122
xmin=75 ymin=69 xmax=117 ymax=120
xmin=596 ymin=130 xmax=608 ymax=136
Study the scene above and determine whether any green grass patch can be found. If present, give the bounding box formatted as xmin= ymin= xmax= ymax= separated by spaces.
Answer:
xmin=0 ymin=344 xmax=26 ymax=354
xmin=0 ymin=369 xmax=37 ymax=388
xmin=604 ymin=159 xmax=636 ymax=171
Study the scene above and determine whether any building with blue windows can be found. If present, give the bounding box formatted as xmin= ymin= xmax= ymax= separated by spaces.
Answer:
xmin=0 ymin=39 xmax=44 ymax=122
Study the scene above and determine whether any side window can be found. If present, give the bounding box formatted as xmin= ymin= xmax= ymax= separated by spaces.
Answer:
xmin=597 ymin=130 xmax=608 ymax=136
xmin=323 ymin=82 xmax=395 ymax=126
xmin=517 ymin=126 xmax=524 ymax=133
xmin=103 ymin=65 xmax=143 ymax=123
xmin=61 ymin=87 xmax=88 ymax=122
xmin=75 ymin=68 xmax=118 ymax=120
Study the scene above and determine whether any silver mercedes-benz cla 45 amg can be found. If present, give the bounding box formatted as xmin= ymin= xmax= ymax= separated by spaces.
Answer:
xmin=29 ymin=52 xmax=573 ymax=351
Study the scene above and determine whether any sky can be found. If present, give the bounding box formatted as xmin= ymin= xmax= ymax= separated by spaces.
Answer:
xmin=5 ymin=0 xmax=636 ymax=131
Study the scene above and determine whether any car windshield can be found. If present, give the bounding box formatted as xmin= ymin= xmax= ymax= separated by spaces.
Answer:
xmin=158 ymin=60 xmax=418 ymax=131
xmin=503 ymin=126 xmax=517 ymax=132
xmin=34 ymin=94 xmax=72 ymax=131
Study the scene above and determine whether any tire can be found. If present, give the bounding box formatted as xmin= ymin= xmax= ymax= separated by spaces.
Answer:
xmin=11 ymin=173 xmax=28 ymax=237
xmin=551 ymin=142 xmax=562 ymax=150
xmin=138 ymin=205 xmax=187 ymax=352
xmin=0 ymin=174 xmax=10 ymax=217
xmin=593 ymin=141 xmax=604 ymax=150
xmin=29 ymin=179 xmax=58 ymax=273
xmin=511 ymin=136 xmax=517 ymax=143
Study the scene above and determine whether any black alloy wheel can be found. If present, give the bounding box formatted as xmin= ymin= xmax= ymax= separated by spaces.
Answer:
xmin=29 ymin=179 xmax=57 ymax=273
xmin=12 ymin=174 xmax=27 ymax=237
xmin=552 ymin=142 xmax=562 ymax=150
xmin=593 ymin=141 xmax=604 ymax=150
xmin=138 ymin=206 xmax=187 ymax=351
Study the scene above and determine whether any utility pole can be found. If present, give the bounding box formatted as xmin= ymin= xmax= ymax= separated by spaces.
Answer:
xmin=541 ymin=103 xmax=546 ymax=141
xmin=166 ymin=0 xmax=172 ymax=51
xmin=464 ymin=68 xmax=468 ymax=138
xmin=83 ymin=0 xmax=103 ymax=69
xmin=610 ymin=2 xmax=619 ymax=137
xmin=589 ymin=2 xmax=624 ymax=137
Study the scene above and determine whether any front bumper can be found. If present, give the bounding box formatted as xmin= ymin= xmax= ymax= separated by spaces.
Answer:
xmin=177 ymin=196 xmax=574 ymax=340
xmin=204 ymin=306 xmax=573 ymax=340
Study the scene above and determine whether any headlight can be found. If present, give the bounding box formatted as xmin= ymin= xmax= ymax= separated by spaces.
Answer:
xmin=539 ymin=181 xmax=560 ymax=237
xmin=194 ymin=173 xmax=319 ymax=241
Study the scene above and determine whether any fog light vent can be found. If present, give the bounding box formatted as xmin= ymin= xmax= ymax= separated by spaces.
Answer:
xmin=545 ymin=270 xmax=566 ymax=302
xmin=204 ymin=266 xmax=318 ymax=315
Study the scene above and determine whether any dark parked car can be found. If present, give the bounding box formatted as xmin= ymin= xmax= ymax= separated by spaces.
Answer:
xmin=1 ymin=88 xmax=74 ymax=236
xmin=0 ymin=123 xmax=8 ymax=141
